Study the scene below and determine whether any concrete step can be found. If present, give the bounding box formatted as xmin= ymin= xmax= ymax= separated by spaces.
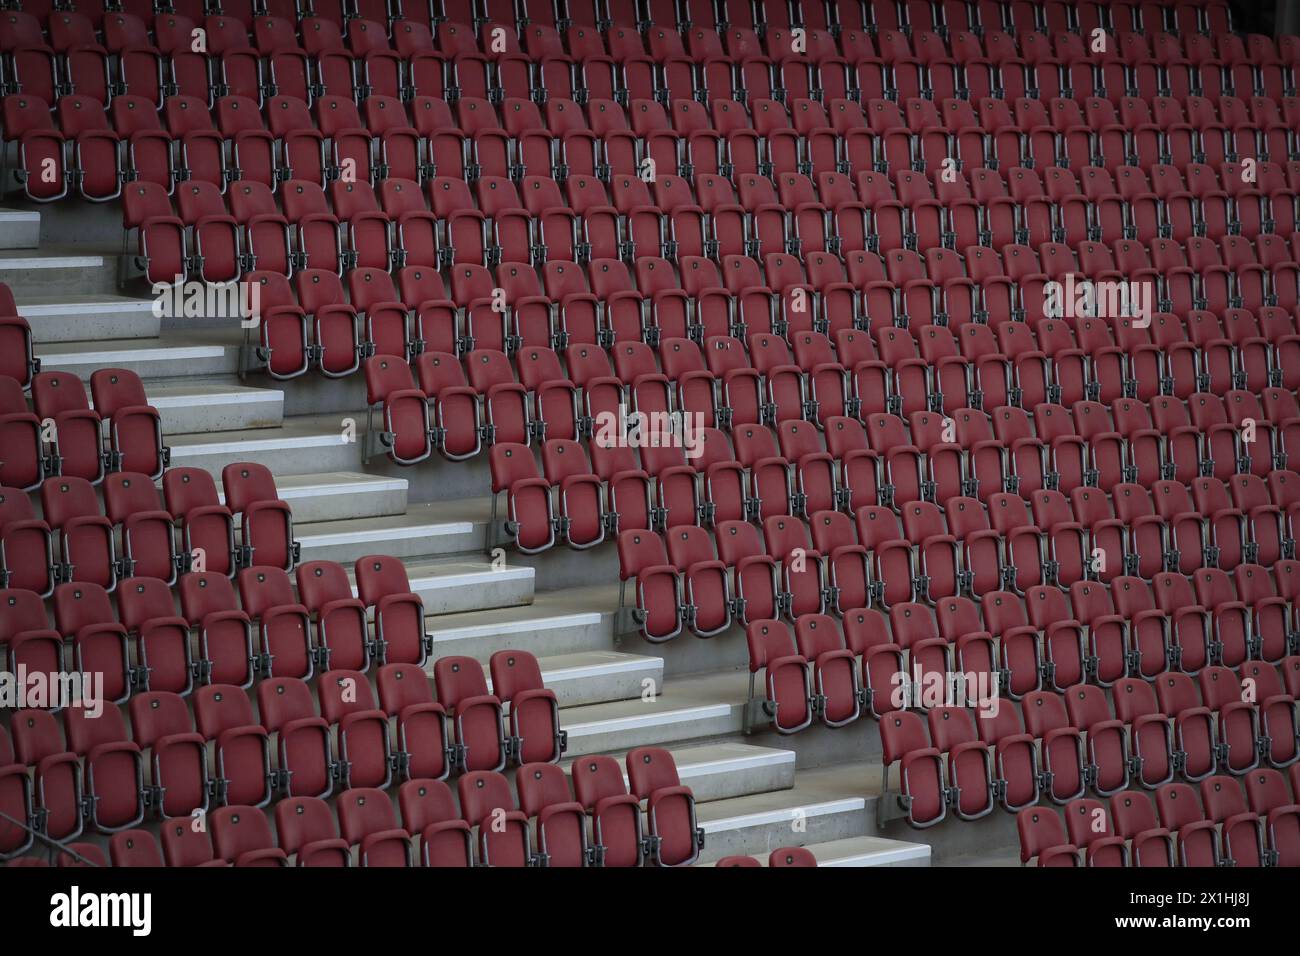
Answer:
xmin=425 ymin=590 xmax=611 ymax=662
xmin=556 ymin=672 xmax=742 ymax=757
xmin=16 ymin=295 xmax=159 ymax=343
xmin=935 ymin=849 xmax=1021 ymax=867
xmin=147 ymin=383 xmax=283 ymax=433
xmin=0 ymin=208 xmax=42 ymax=250
xmin=693 ymin=763 xmax=875 ymax=863
xmin=36 ymin=341 xmax=238 ymax=380
xmin=236 ymin=472 xmax=409 ymax=524
xmin=493 ymin=650 xmax=662 ymax=708
xmin=364 ymin=557 xmax=533 ymax=616
xmin=0 ymin=248 xmax=121 ymax=297
xmin=294 ymin=505 xmax=481 ymax=564
xmin=167 ymin=416 xmax=361 ymax=477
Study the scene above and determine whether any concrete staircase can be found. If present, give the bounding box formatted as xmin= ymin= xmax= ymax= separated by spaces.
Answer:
xmin=4 ymin=197 xmax=1029 ymax=867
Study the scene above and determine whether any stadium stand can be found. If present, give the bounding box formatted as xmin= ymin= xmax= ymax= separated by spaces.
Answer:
xmin=0 ymin=0 xmax=1298 ymax=871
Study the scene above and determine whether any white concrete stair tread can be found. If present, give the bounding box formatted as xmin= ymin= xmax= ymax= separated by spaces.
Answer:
xmin=424 ymin=587 xmax=615 ymax=661
xmin=144 ymin=383 xmax=284 ymax=433
xmin=16 ymin=294 xmax=160 ymax=342
xmin=293 ymin=504 xmax=482 ymax=563
xmin=493 ymin=650 xmax=662 ymax=708
xmin=233 ymin=472 xmax=408 ymax=523
xmin=691 ymin=763 xmax=876 ymax=862
xmin=0 ymin=208 xmax=43 ymax=250
xmin=167 ymin=415 xmax=362 ymax=475
xmin=555 ymin=669 xmax=750 ymax=756
xmin=351 ymin=557 xmax=533 ymax=615
xmin=35 ymin=341 xmax=238 ymax=378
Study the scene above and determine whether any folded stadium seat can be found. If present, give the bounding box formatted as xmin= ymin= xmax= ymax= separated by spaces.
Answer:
xmin=317 ymin=668 xmax=396 ymax=791
xmin=626 ymin=747 xmax=704 ymax=867
xmin=433 ymin=655 xmax=509 ymax=773
xmin=50 ymin=96 xmax=121 ymax=202
xmin=923 ymin=704 xmax=996 ymax=819
xmin=1063 ymin=798 xmax=1129 ymax=867
xmin=289 ymin=561 xmax=370 ymax=673
xmin=0 ymin=486 xmax=56 ymax=595
xmin=567 ymin=753 xmax=643 ymax=868
xmin=227 ymin=183 xmax=293 ymax=278
xmin=162 ymin=469 xmax=236 ymax=579
xmin=1244 ymin=768 xmax=1300 ymax=866
xmin=490 ymin=649 xmax=566 ymax=765
xmin=354 ymin=554 xmax=431 ymax=667
xmin=116 ymin=576 xmax=195 ymax=696
xmin=1238 ymin=660 xmax=1299 ymax=768
xmin=162 ymin=94 xmax=226 ymax=185
xmin=808 ymin=510 xmax=872 ymax=615
xmin=221 ymin=462 xmax=299 ymax=572
xmin=488 ymin=443 xmax=557 ymax=553
xmin=1017 ymin=807 xmax=1078 ymax=866
xmin=972 ymin=702 xmax=1039 ymax=812
xmin=512 ymin=762 xmax=589 ymax=868
xmin=452 ymin=770 xmax=531 ymax=867
xmin=659 ymin=524 xmax=733 ymax=633
xmin=1109 ymin=677 xmax=1176 ymax=790
xmin=52 ymin=581 xmax=132 ymax=704
xmin=280 ymin=181 xmax=344 ymax=273
xmin=120 ymin=181 xmax=189 ymax=287
xmin=52 ymin=843 xmax=109 ymax=867
xmin=62 ymin=704 xmax=146 ymax=833
xmin=716 ymin=855 xmax=761 ymax=867
xmin=542 ymin=439 xmax=611 ymax=549
xmin=0 ymin=586 xmax=64 ymax=695
xmin=375 ymin=662 xmax=450 ymax=782
xmin=275 ymin=796 xmax=351 ymax=867
xmin=1063 ymin=683 xmax=1131 ymax=797
xmin=617 ymin=529 xmax=685 ymax=642
xmin=160 ymin=816 xmax=222 ymax=867
xmin=193 ymin=683 xmax=273 ymax=807
xmin=337 ymin=787 xmax=411 ymax=867
xmin=1200 ymin=775 xmax=1265 ymax=867
xmin=103 ymin=474 xmax=181 ymax=587
xmin=764 ymin=516 xmax=827 ymax=617
xmin=1200 ymin=665 xmax=1267 ymax=777
xmin=407 ymin=353 xmax=483 ymax=462
xmin=362 ymin=356 xmax=434 ymax=467
xmin=126 ymin=690 xmax=209 ymax=820
xmin=8 ymin=709 xmax=81 ymax=845
xmin=0 ymin=299 xmax=36 ymax=390
xmin=1150 ymin=671 xmax=1219 ymax=784
xmin=794 ymin=614 xmax=862 ymax=727
xmin=0 ymin=12 xmax=57 ymax=105
xmin=32 ymin=371 xmax=107 ymax=485
xmin=173 ymin=181 xmax=244 ymax=284
xmin=256 ymin=676 xmax=335 ymax=799
xmin=236 ymin=565 xmax=314 ymax=679
xmin=745 ymin=618 xmax=814 ymax=734
xmin=108 ymin=829 xmax=164 ymax=868
xmin=880 ymin=709 xmax=947 ymax=828
xmin=394 ymin=778 xmax=471 ymax=868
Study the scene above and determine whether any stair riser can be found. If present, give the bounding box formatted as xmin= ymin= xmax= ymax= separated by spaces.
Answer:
xmin=265 ymin=480 xmax=409 ymax=524
xmin=298 ymin=524 xmax=480 ymax=565
xmin=22 ymin=302 xmax=161 ymax=343
xmin=0 ymin=256 xmax=120 ymax=298
xmin=698 ymin=803 xmax=871 ymax=864
xmin=406 ymin=567 xmax=534 ymax=615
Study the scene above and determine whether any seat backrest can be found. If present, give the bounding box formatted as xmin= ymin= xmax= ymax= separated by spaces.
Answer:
xmin=625 ymin=747 xmax=681 ymax=799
